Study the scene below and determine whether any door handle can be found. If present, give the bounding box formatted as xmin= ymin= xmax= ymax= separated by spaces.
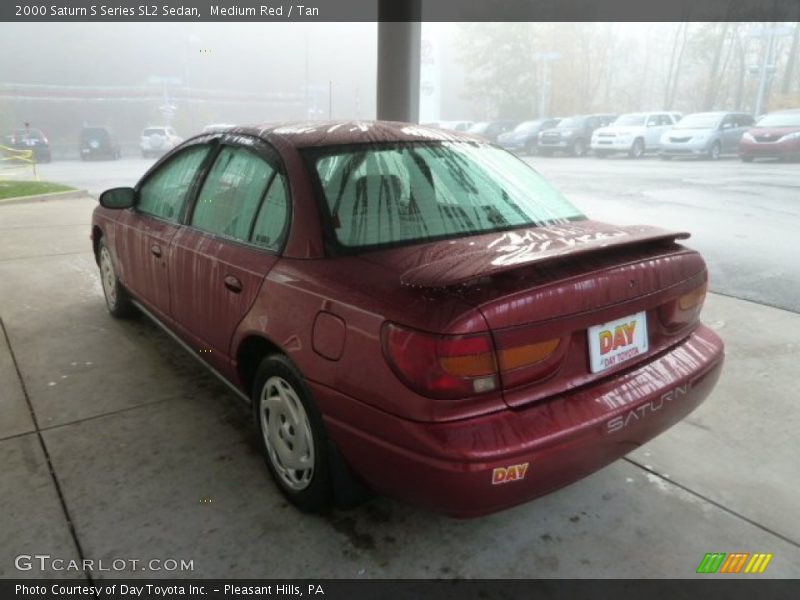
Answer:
xmin=224 ymin=275 xmax=243 ymax=294
xmin=150 ymin=244 xmax=162 ymax=258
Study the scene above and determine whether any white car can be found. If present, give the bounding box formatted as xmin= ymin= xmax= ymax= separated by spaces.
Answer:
xmin=591 ymin=112 xmax=680 ymax=158
xmin=140 ymin=126 xmax=183 ymax=158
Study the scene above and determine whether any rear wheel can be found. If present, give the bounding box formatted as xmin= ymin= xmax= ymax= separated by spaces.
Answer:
xmin=98 ymin=239 xmax=136 ymax=318
xmin=253 ymin=354 xmax=366 ymax=512
xmin=628 ymin=138 xmax=645 ymax=158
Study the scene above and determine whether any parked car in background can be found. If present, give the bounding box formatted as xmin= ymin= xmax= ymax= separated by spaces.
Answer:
xmin=538 ymin=114 xmax=617 ymax=156
xmin=79 ymin=126 xmax=121 ymax=160
xmin=3 ymin=128 xmax=51 ymax=162
xmin=92 ymin=120 xmax=723 ymax=517
xmin=497 ymin=118 xmax=561 ymax=155
xmin=739 ymin=109 xmax=800 ymax=162
xmin=659 ymin=112 xmax=755 ymax=160
xmin=140 ymin=126 xmax=183 ymax=158
xmin=424 ymin=121 xmax=474 ymax=132
xmin=467 ymin=120 xmax=519 ymax=143
xmin=592 ymin=112 xmax=680 ymax=158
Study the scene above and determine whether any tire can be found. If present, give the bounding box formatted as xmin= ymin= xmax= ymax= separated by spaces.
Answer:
xmin=628 ymin=138 xmax=645 ymax=159
xmin=707 ymin=142 xmax=721 ymax=161
xmin=252 ymin=354 xmax=366 ymax=512
xmin=97 ymin=238 xmax=136 ymax=318
xmin=571 ymin=139 xmax=587 ymax=157
xmin=741 ymin=156 xmax=754 ymax=163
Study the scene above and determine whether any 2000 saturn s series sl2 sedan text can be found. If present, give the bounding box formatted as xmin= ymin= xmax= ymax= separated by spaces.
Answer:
xmin=91 ymin=121 xmax=724 ymax=517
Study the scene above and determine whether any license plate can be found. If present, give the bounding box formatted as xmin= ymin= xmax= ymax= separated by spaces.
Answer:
xmin=587 ymin=311 xmax=648 ymax=374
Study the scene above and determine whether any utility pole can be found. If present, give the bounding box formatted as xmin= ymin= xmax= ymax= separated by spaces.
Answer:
xmin=532 ymin=52 xmax=560 ymax=118
xmin=751 ymin=24 xmax=793 ymax=117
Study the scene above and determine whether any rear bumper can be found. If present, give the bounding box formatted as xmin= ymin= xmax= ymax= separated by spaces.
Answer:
xmin=314 ymin=324 xmax=724 ymax=517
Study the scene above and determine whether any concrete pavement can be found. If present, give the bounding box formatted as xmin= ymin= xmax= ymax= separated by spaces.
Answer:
xmin=1 ymin=195 xmax=798 ymax=579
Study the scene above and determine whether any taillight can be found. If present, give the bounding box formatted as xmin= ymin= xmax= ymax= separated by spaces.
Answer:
xmin=382 ymin=324 xmax=498 ymax=399
xmin=382 ymin=323 xmax=564 ymax=399
xmin=659 ymin=281 xmax=707 ymax=333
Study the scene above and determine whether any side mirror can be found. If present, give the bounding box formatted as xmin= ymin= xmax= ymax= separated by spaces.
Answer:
xmin=99 ymin=187 xmax=136 ymax=209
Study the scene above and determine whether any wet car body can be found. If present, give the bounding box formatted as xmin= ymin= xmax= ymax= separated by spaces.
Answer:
xmin=739 ymin=109 xmax=800 ymax=162
xmin=91 ymin=121 xmax=724 ymax=516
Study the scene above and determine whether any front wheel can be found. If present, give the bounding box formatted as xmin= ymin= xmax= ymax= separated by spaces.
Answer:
xmin=707 ymin=142 xmax=721 ymax=161
xmin=98 ymin=239 xmax=136 ymax=318
xmin=253 ymin=355 xmax=365 ymax=512
xmin=571 ymin=139 xmax=587 ymax=157
xmin=628 ymin=138 xmax=645 ymax=158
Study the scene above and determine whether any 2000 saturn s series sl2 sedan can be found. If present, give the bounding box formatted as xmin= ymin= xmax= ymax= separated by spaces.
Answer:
xmin=91 ymin=121 xmax=724 ymax=517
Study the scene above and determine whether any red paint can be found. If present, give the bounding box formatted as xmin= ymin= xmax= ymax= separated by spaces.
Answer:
xmin=92 ymin=120 xmax=724 ymax=516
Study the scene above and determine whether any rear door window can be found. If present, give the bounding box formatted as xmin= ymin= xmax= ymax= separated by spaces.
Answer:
xmin=137 ymin=144 xmax=210 ymax=221
xmin=251 ymin=174 xmax=290 ymax=250
xmin=190 ymin=145 xmax=276 ymax=242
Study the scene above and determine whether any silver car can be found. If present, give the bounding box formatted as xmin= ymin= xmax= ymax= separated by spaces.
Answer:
xmin=659 ymin=112 xmax=755 ymax=160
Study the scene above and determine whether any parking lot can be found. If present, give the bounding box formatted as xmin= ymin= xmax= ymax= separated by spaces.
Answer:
xmin=1 ymin=156 xmax=799 ymax=578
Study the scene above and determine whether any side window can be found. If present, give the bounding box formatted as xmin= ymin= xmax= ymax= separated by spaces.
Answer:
xmin=191 ymin=145 xmax=275 ymax=241
xmin=660 ymin=115 xmax=672 ymax=126
xmin=646 ymin=115 xmax=659 ymax=127
xmin=251 ymin=174 xmax=290 ymax=250
xmin=137 ymin=145 xmax=209 ymax=221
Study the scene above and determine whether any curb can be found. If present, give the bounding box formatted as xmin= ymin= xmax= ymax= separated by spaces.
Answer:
xmin=0 ymin=189 xmax=91 ymax=206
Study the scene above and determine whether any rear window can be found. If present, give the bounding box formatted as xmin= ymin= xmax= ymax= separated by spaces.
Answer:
xmin=303 ymin=142 xmax=584 ymax=251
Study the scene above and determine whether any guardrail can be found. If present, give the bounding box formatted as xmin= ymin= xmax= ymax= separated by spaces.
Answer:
xmin=0 ymin=145 xmax=39 ymax=181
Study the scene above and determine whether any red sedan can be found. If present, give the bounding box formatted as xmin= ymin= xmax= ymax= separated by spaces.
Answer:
xmin=739 ymin=109 xmax=800 ymax=162
xmin=92 ymin=121 xmax=724 ymax=517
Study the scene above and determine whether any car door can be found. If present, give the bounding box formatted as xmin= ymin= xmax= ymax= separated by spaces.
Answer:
xmin=115 ymin=143 xmax=212 ymax=320
xmin=168 ymin=139 xmax=290 ymax=376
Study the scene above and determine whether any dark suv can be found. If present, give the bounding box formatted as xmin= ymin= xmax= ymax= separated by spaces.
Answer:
xmin=538 ymin=114 xmax=617 ymax=157
xmin=80 ymin=126 xmax=121 ymax=160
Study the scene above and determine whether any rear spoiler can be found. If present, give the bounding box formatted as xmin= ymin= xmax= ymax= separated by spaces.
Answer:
xmin=400 ymin=225 xmax=690 ymax=288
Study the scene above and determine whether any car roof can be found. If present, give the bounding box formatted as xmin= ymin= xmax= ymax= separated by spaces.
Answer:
xmin=232 ymin=120 xmax=483 ymax=149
